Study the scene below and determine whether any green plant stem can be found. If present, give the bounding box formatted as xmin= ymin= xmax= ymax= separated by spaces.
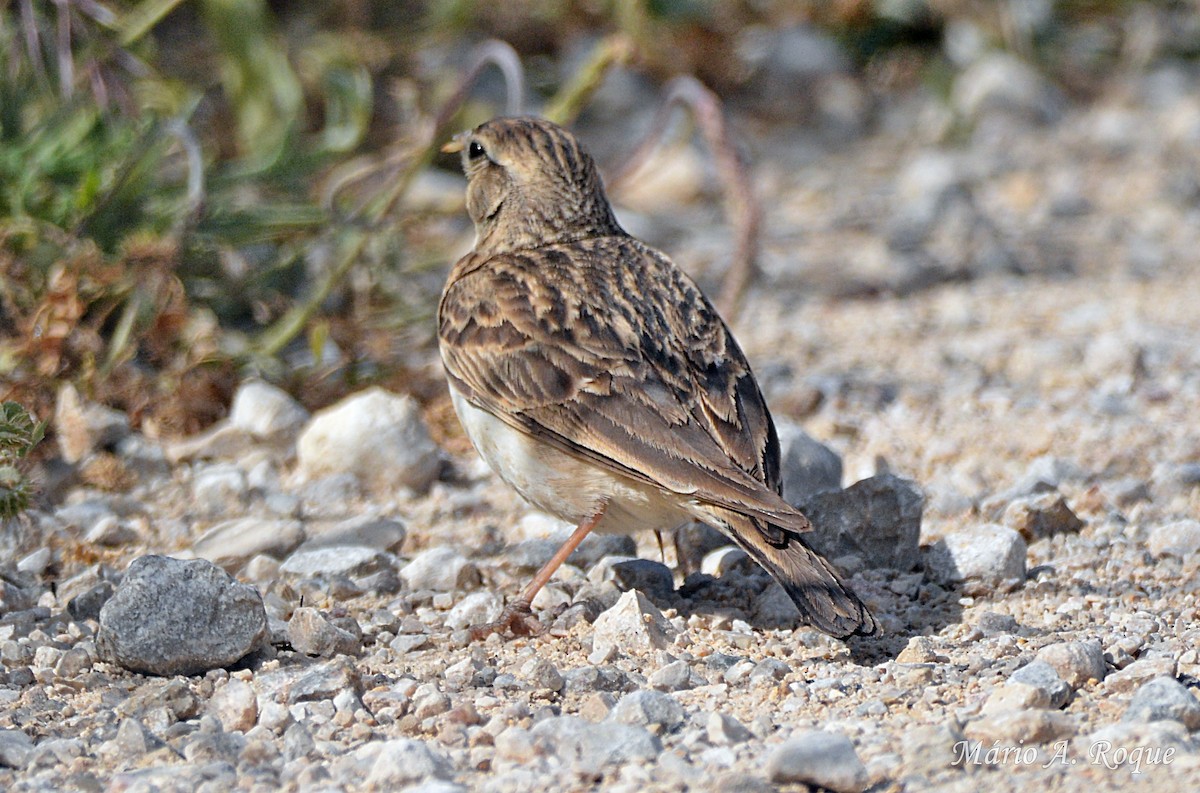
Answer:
xmin=543 ymin=35 xmax=633 ymax=126
xmin=118 ymin=0 xmax=190 ymax=46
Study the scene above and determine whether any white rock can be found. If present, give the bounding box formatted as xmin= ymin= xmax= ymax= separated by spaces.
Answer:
xmin=701 ymin=547 xmax=752 ymax=577
xmin=228 ymin=380 xmax=309 ymax=440
xmin=1147 ymin=520 xmax=1200 ymax=559
xmin=1036 ymin=640 xmax=1107 ymax=689
xmin=296 ymin=387 xmax=439 ymax=492
xmin=280 ymin=546 xmax=390 ymax=578
xmin=208 ymin=678 xmax=258 ymax=732
xmin=55 ymin=383 xmax=129 ymax=464
xmin=706 ymin=712 xmax=752 ymax=745
xmin=951 ymin=52 xmax=1058 ymax=121
xmin=445 ymin=591 xmax=503 ymax=630
xmin=85 ymin=515 xmax=140 ymax=547
xmin=400 ymin=547 xmax=479 ymax=592
xmin=16 ymin=548 xmax=52 ymax=576
xmin=591 ymin=590 xmax=677 ymax=658
xmin=192 ymin=463 xmax=249 ymax=514
xmin=924 ymin=524 xmax=1026 ymax=592
xmin=364 ymin=739 xmax=452 ymax=786
xmin=191 ymin=518 xmax=305 ymax=571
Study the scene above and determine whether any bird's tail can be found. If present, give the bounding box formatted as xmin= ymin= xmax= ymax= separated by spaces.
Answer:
xmin=718 ymin=511 xmax=878 ymax=639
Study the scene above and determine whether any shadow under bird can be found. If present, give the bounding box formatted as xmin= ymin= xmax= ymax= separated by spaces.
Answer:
xmin=438 ymin=116 xmax=877 ymax=639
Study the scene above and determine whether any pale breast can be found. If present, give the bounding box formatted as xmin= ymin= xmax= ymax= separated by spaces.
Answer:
xmin=449 ymin=387 xmax=692 ymax=535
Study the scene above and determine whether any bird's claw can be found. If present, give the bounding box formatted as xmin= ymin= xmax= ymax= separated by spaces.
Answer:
xmin=468 ymin=599 xmax=546 ymax=641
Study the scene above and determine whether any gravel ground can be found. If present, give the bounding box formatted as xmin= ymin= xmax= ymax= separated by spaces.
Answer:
xmin=2 ymin=45 xmax=1200 ymax=793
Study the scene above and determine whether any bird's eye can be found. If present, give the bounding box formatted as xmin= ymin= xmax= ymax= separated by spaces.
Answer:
xmin=468 ymin=141 xmax=487 ymax=160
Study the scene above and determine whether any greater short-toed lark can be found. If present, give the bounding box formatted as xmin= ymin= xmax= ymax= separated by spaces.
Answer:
xmin=439 ymin=116 xmax=876 ymax=639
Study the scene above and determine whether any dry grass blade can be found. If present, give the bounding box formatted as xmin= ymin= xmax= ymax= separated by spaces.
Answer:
xmin=542 ymin=34 xmax=632 ymax=127
xmin=609 ymin=76 xmax=761 ymax=319
xmin=432 ymin=38 xmax=526 ymax=132
xmin=257 ymin=40 xmax=527 ymax=357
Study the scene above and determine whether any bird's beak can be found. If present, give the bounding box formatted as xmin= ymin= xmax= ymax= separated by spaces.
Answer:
xmin=441 ymin=132 xmax=469 ymax=154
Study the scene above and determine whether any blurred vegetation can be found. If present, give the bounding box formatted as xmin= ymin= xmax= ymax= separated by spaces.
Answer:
xmin=0 ymin=402 xmax=46 ymax=519
xmin=0 ymin=0 xmax=1185 ymax=445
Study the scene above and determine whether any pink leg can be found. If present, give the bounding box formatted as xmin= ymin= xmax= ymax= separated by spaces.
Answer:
xmin=470 ymin=502 xmax=609 ymax=640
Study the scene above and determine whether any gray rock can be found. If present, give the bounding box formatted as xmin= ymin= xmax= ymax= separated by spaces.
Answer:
xmin=55 ymin=382 xmax=130 ymax=463
xmin=284 ymin=657 xmax=361 ymax=704
xmin=508 ymin=532 xmax=636 ymax=571
xmin=798 ymin=474 xmax=924 ymax=571
xmin=1152 ymin=461 xmax=1200 ymax=495
xmin=591 ymin=590 xmax=677 ymax=658
xmin=589 ymin=556 xmax=674 ymax=597
xmin=1147 ymin=520 xmax=1200 ymax=560
xmin=287 ymin=607 xmax=362 ymax=657
xmin=1037 ymin=640 xmax=1107 ymax=689
xmin=113 ymin=718 xmax=152 ymax=756
xmin=280 ymin=545 xmax=392 ymax=579
xmin=611 ymin=690 xmax=684 ymax=731
xmin=1012 ymin=455 xmax=1087 ymax=496
xmin=529 ymin=715 xmax=661 ymax=774
xmin=364 ymin=739 xmax=452 ymax=787
xmin=521 ymin=658 xmax=564 ymax=693
xmin=1123 ymin=677 xmax=1200 ymax=730
xmin=924 ymin=524 xmax=1026 ymax=592
xmin=116 ymin=678 xmax=200 ymax=723
xmin=672 ymin=522 xmax=729 ymax=575
xmin=0 ymin=728 xmax=33 ymax=769
xmin=110 ymin=763 xmax=237 ymax=790
xmin=299 ymin=514 xmax=407 ymax=553
xmin=767 ymin=730 xmax=868 ymax=793
xmin=1010 ymin=660 xmax=1072 ymax=708
xmin=54 ymin=647 xmax=93 ymax=679
xmin=976 ymin=611 xmax=1019 ymax=636
xmin=753 ymin=583 xmax=803 ymax=628
xmin=296 ymin=387 xmax=440 ymax=492
xmin=400 ymin=547 xmax=479 ymax=592
xmin=97 ymin=555 xmax=268 ymax=676
xmin=192 ymin=518 xmax=305 ymax=571
xmin=67 ymin=581 xmax=115 ymax=622
xmin=228 ymin=380 xmax=309 ymax=440
xmin=775 ymin=421 xmax=843 ymax=502
xmin=55 ymin=500 xmax=119 ymax=535
xmin=1003 ymin=492 xmax=1084 ymax=541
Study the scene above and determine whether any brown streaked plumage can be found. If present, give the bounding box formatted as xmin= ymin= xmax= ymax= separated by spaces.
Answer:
xmin=438 ymin=116 xmax=876 ymax=639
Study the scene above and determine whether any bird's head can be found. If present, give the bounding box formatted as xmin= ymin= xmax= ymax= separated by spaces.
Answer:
xmin=443 ymin=116 xmax=623 ymax=255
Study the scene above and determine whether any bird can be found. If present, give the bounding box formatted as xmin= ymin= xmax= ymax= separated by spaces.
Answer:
xmin=438 ymin=116 xmax=877 ymax=639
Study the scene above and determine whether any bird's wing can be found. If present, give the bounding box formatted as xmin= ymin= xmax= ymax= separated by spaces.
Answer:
xmin=438 ymin=237 xmax=808 ymax=534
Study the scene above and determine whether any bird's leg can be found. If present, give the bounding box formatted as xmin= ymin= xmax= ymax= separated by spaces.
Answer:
xmin=470 ymin=501 xmax=609 ymax=640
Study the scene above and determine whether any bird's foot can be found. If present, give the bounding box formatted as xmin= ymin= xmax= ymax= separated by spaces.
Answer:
xmin=468 ymin=599 xmax=545 ymax=641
